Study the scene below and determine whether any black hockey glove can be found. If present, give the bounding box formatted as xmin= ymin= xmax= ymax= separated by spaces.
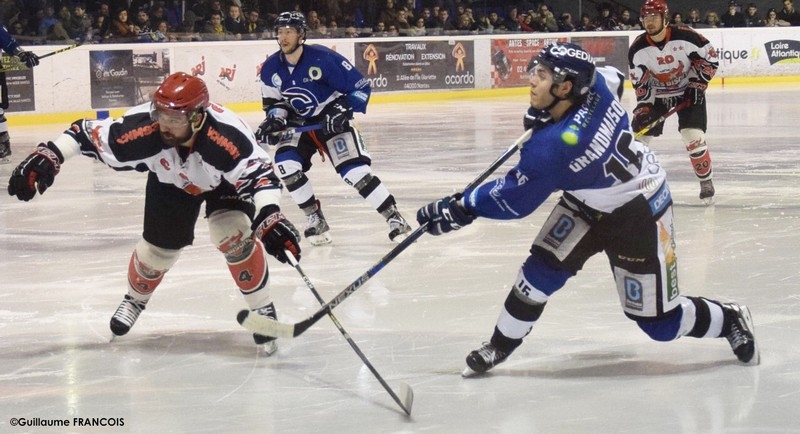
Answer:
xmin=8 ymin=141 xmax=63 ymax=201
xmin=523 ymin=107 xmax=552 ymax=132
xmin=252 ymin=205 xmax=301 ymax=264
xmin=416 ymin=193 xmax=475 ymax=236
xmin=15 ymin=48 xmax=40 ymax=68
xmin=255 ymin=103 xmax=291 ymax=145
xmin=631 ymin=103 xmax=658 ymax=133
xmin=683 ymin=79 xmax=707 ymax=106
xmin=321 ymin=97 xmax=353 ymax=135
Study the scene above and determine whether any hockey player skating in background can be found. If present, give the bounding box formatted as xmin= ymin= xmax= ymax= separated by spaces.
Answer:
xmin=0 ymin=22 xmax=40 ymax=163
xmin=416 ymin=42 xmax=758 ymax=376
xmin=7 ymin=72 xmax=301 ymax=355
xmin=629 ymin=0 xmax=718 ymax=204
xmin=256 ymin=11 xmax=412 ymax=246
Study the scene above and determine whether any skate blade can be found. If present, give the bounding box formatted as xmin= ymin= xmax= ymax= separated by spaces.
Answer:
xmin=390 ymin=232 xmax=410 ymax=243
xmin=702 ymin=197 xmax=715 ymax=206
xmin=0 ymin=156 xmax=11 ymax=164
xmin=461 ymin=366 xmax=481 ymax=378
xmin=306 ymin=233 xmax=333 ymax=246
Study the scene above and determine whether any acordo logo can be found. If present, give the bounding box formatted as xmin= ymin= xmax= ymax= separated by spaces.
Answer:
xmin=367 ymin=74 xmax=388 ymax=88
xmin=445 ymin=71 xmax=475 ymax=85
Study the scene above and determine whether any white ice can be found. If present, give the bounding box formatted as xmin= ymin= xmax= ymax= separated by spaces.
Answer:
xmin=1 ymin=85 xmax=799 ymax=433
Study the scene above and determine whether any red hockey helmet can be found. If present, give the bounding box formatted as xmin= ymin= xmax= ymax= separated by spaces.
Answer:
xmin=152 ymin=72 xmax=210 ymax=117
xmin=641 ymin=0 xmax=669 ymax=18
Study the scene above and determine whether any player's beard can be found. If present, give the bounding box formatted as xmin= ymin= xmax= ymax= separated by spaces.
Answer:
xmin=160 ymin=130 xmax=192 ymax=147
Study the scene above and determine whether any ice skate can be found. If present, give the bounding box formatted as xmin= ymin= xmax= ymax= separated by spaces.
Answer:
xmin=252 ymin=302 xmax=278 ymax=356
xmin=386 ymin=206 xmax=412 ymax=242
xmin=462 ymin=342 xmax=511 ymax=377
xmin=304 ymin=202 xmax=332 ymax=246
xmin=0 ymin=131 xmax=11 ymax=164
xmin=109 ymin=294 xmax=147 ymax=336
xmin=722 ymin=303 xmax=759 ymax=365
xmin=699 ymin=179 xmax=715 ymax=205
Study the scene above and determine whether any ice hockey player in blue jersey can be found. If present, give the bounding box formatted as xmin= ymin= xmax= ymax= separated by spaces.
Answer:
xmin=416 ymin=42 xmax=759 ymax=376
xmin=256 ymin=11 xmax=412 ymax=246
xmin=0 ymin=22 xmax=40 ymax=163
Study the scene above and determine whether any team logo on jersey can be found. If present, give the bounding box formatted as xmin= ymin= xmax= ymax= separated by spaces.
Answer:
xmin=624 ymin=277 xmax=644 ymax=311
xmin=283 ymin=88 xmax=319 ymax=117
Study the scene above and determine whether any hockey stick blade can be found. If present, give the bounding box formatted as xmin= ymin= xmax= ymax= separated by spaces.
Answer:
xmin=634 ymin=100 xmax=690 ymax=138
xmin=285 ymin=252 xmax=413 ymax=415
xmin=237 ymin=128 xmax=533 ymax=339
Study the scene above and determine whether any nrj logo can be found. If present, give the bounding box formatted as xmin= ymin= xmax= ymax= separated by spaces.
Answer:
xmin=191 ymin=56 xmax=205 ymax=76
xmin=219 ymin=64 xmax=237 ymax=81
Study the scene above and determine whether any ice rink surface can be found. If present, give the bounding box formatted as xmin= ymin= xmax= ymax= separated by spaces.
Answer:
xmin=1 ymin=84 xmax=799 ymax=433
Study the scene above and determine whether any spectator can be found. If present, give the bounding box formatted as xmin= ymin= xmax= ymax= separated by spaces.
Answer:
xmin=777 ymin=0 xmax=800 ymax=25
xmin=537 ymin=4 xmax=559 ymax=32
xmin=201 ymin=11 xmax=231 ymax=40
xmin=455 ymin=12 xmax=479 ymax=34
xmin=743 ymin=3 xmax=761 ymax=26
xmin=410 ymin=16 xmax=426 ymax=35
xmin=91 ymin=13 xmax=111 ymax=41
xmin=671 ymin=12 xmax=684 ymax=26
xmin=704 ymin=10 xmax=721 ymax=27
xmin=344 ymin=25 xmax=359 ymax=37
xmin=378 ymin=0 xmax=398 ymax=27
xmin=134 ymin=9 xmax=153 ymax=35
xmin=504 ymin=7 xmax=521 ymax=32
xmin=9 ymin=20 xmax=25 ymax=36
xmin=224 ymin=4 xmax=246 ymax=38
xmin=618 ymin=8 xmax=642 ymax=29
xmin=55 ymin=5 xmax=77 ymax=42
xmin=155 ymin=19 xmax=177 ymax=41
xmin=430 ymin=8 xmax=456 ymax=35
xmin=245 ymin=9 xmax=266 ymax=39
xmin=593 ymin=4 xmax=619 ymax=30
xmin=558 ymin=12 xmax=576 ymax=31
xmin=65 ymin=3 xmax=93 ymax=42
xmin=486 ymin=11 xmax=505 ymax=32
xmin=395 ymin=8 xmax=412 ymax=35
xmin=373 ymin=20 xmax=387 ymax=36
xmin=763 ymin=7 xmax=780 ymax=25
xmin=686 ymin=8 xmax=703 ymax=27
xmin=576 ymin=13 xmax=596 ymax=31
xmin=720 ymin=1 xmax=747 ymax=27
xmin=110 ymin=8 xmax=137 ymax=41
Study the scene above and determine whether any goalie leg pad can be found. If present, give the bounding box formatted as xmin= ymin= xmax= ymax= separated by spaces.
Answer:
xmin=681 ymin=128 xmax=712 ymax=180
xmin=209 ymin=210 xmax=269 ymax=295
xmin=128 ymin=239 xmax=180 ymax=296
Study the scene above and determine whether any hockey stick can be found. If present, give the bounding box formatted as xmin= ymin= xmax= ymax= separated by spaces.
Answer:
xmin=0 ymin=43 xmax=82 ymax=73
xmin=634 ymin=100 xmax=690 ymax=138
xmin=285 ymin=251 xmax=414 ymax=415
xmin=237 ymin=128 xmax=534 ymax=338
xmin=270 ymin=124 xmax=323 ymax=136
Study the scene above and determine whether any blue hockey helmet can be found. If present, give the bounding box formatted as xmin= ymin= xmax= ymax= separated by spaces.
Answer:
xmin=527 ymin=42 xmax=596 ymax=101
xmin=274 ymin=11 xmax=307 ymax=34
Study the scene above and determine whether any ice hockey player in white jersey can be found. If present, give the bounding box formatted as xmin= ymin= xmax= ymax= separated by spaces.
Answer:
xmin=7 ymin=72 xmax=301 ymax=355
xmin=629 ymin=0 xmax=719 ymax=204
xmin=416 ymin=42 xmax=758 ymax=376
xmin=256 ymin=11 xmax=412 ymax=246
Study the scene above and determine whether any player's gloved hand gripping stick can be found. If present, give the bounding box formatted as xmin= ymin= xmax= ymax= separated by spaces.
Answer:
xmin=237 ymin=128 xmax=534 ymax=338
xmin=634 ymin=100 xmax=690 ymax=138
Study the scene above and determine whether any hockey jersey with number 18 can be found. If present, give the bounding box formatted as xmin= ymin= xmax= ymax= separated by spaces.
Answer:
xmin=50 ymin=102 xmax=283 ymax=209
xmin=464 ymin=66 xmax=670 ymax=219
xmin=259 ymin=43 xmax=370 ymax=120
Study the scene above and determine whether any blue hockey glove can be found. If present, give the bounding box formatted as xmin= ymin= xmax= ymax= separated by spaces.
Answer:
xmin=416 ymin=194 xmax=475 ymax=236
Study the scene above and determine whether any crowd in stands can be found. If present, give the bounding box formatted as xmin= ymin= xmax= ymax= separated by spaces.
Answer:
xmin=2 ymin=0 xmax=798 ymax=45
